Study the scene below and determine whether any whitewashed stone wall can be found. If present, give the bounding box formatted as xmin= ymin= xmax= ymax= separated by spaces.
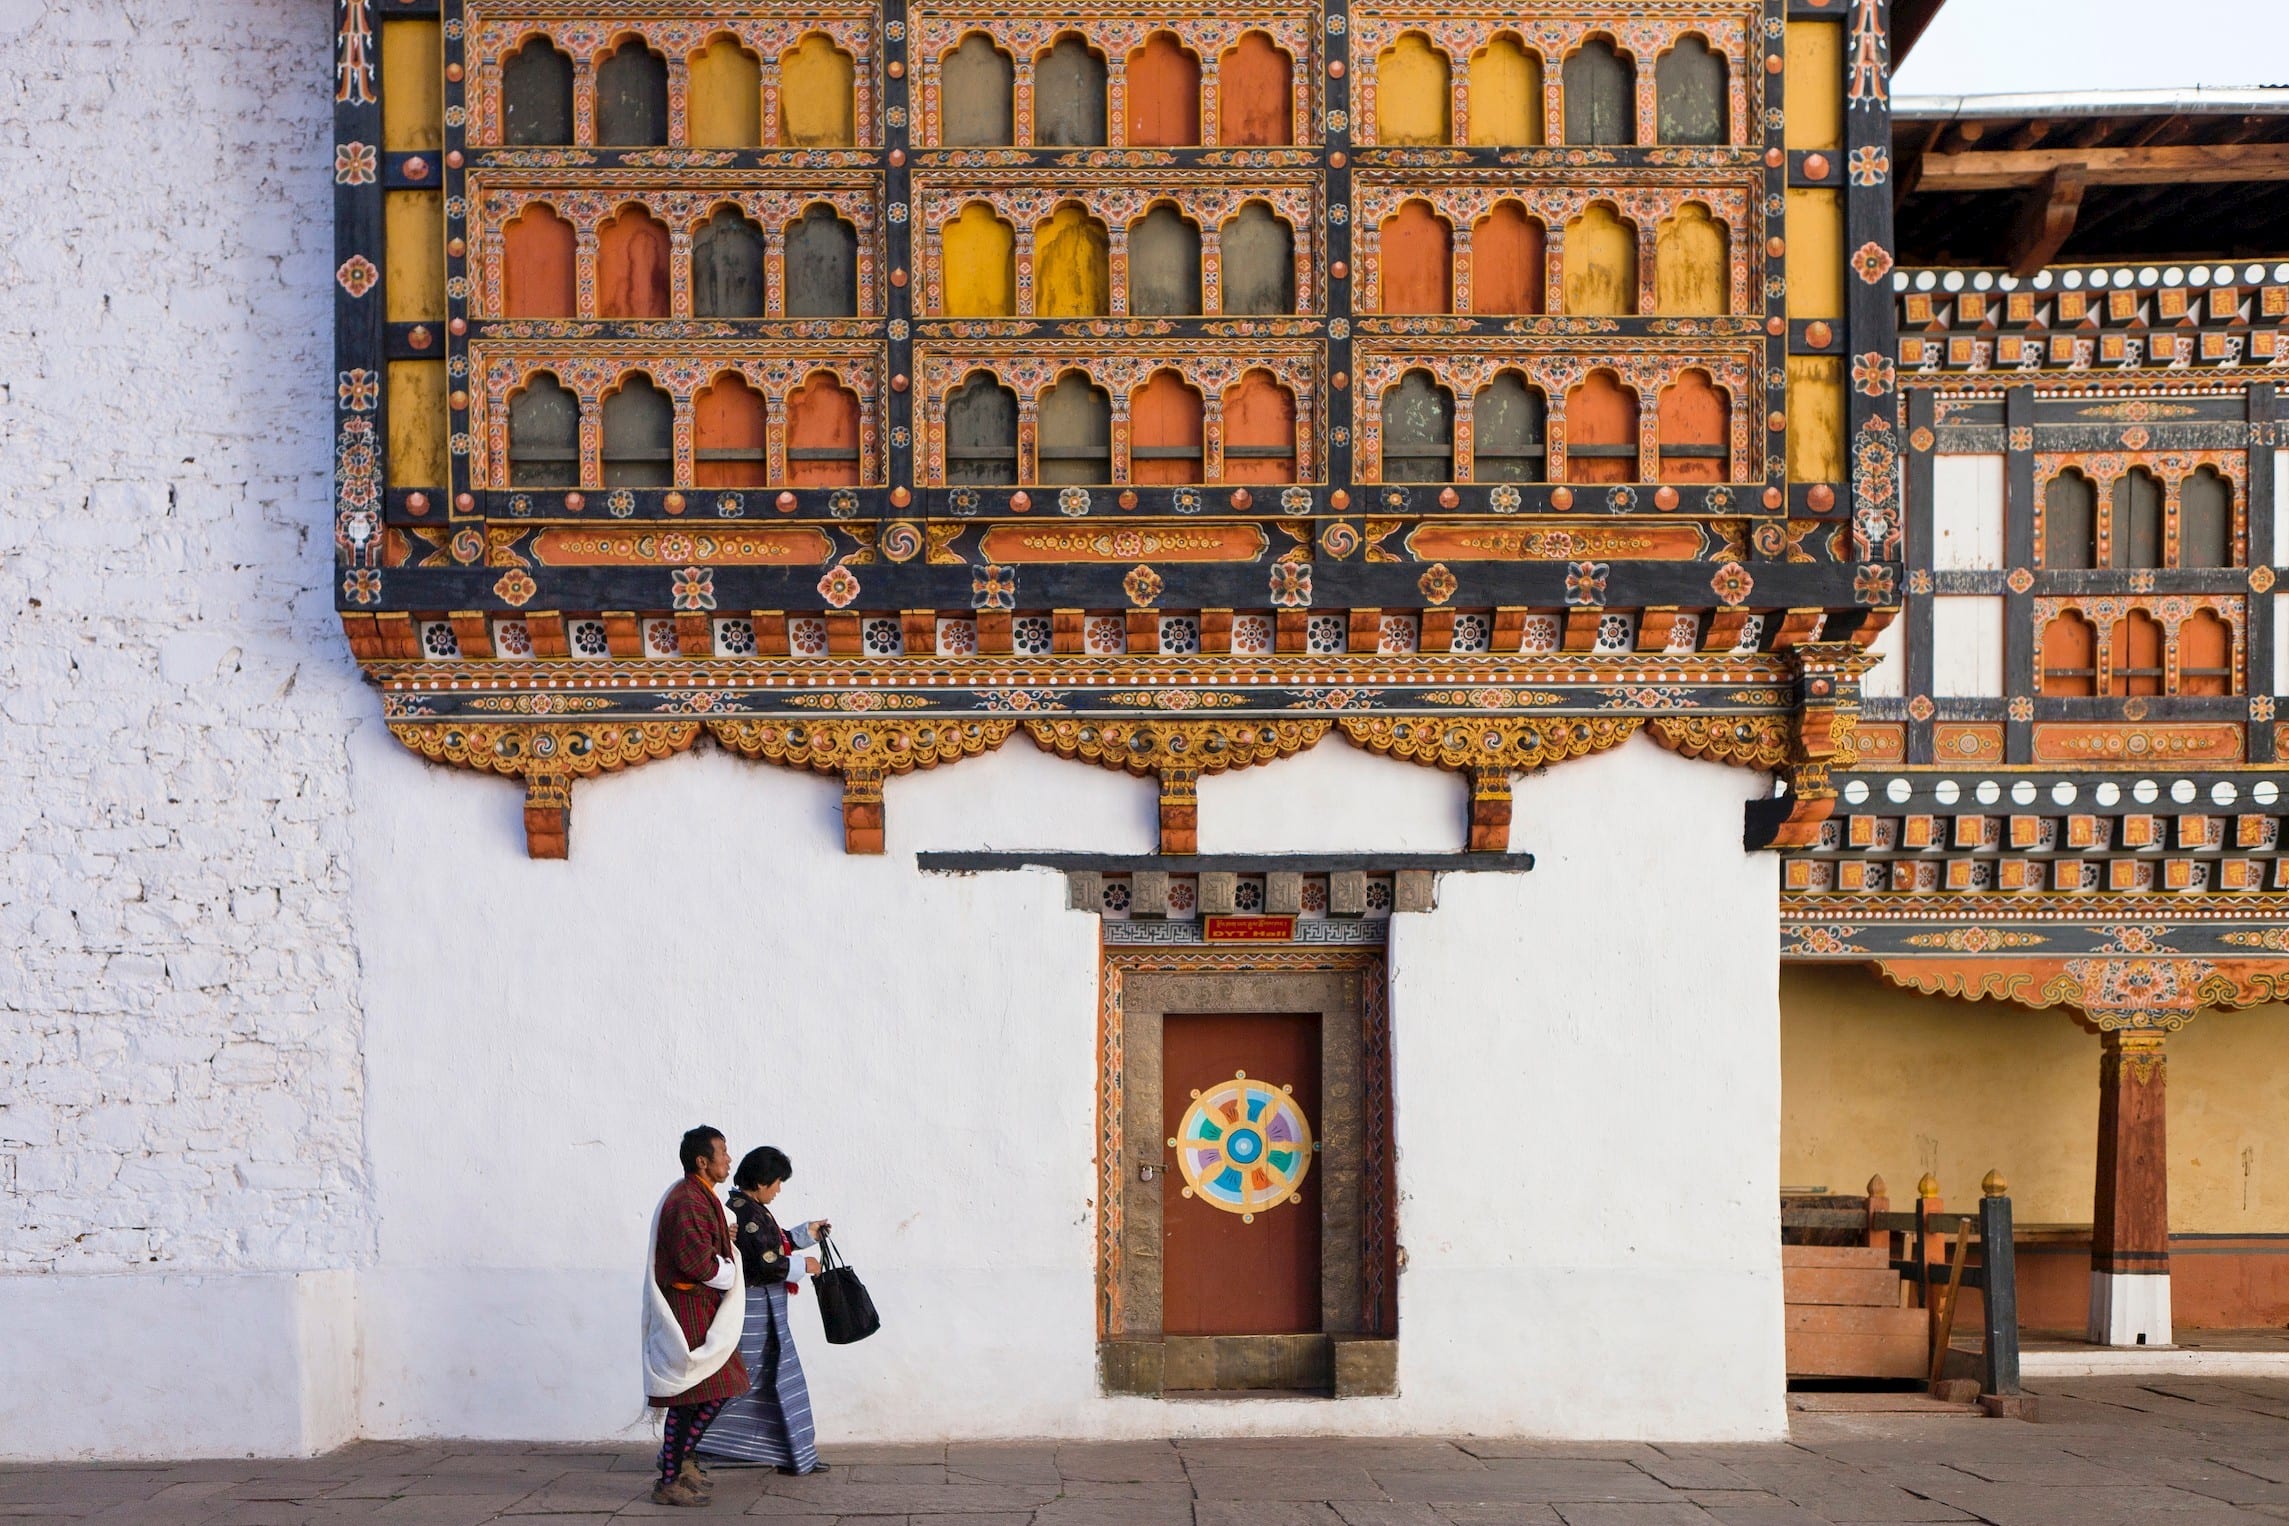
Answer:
xmin=0 ymin=0 xmax=372 ymax=1275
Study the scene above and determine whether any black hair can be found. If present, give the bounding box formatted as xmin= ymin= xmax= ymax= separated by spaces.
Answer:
xmin=679 ymin=1125 xmax=726 ymax=1174
xmin=734 ymin=1145 xmax=793 ymax=1191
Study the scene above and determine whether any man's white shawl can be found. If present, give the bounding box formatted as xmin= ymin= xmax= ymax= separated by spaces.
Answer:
xmin=641 ymin=1183 xmax=747 ymax=1400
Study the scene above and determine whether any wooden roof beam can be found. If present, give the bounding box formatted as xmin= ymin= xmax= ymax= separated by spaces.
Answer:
xmin=2004 ymin=163 xmax=2088 ymax=277
xmin=1919 ymin=141 xmax=2289 ymax=192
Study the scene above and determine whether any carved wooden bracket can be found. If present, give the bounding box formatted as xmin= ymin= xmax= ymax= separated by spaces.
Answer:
xmin=389 ymin=720 xmax=703 ymax=859
xmin=1741 ymin=641 xmax=1873 ymax=851
xmin=1021 ymin=718 xmax=1331 ymax=855
xmin=707 ymin=717 xmax=1018 ymax=854
xmin=1337 ymin=714 xmax=1644 ymax=854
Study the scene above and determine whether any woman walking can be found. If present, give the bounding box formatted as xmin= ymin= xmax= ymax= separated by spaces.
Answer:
xmin=696 ymin=1146 xmax=833 ymax=1476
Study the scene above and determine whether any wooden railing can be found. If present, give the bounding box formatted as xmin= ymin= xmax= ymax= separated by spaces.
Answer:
xmin=1781 ymin=1170 xmax=2023 ymax=1408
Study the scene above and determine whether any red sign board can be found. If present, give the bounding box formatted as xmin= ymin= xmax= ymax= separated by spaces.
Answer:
xmin=1203 ymin=915 xmax=1299 ymax=943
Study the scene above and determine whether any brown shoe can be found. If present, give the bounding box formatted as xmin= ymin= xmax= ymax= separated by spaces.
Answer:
xmin=677 ymin=1459 xmax=714 ymax=1499
xmin=650 ymin=1475 xmax=706 ymax=1507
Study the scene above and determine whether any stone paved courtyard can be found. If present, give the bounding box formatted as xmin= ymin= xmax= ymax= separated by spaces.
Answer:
xmin=6 ymin=1380 xmax=2289 ymax=1525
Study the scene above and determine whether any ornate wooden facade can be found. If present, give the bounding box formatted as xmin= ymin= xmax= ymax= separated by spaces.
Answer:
xmin=333 ymin=0 xmax=1904 ymax=858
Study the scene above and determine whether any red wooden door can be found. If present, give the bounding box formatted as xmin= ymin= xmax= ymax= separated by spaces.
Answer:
xmin=1162 ymin=1013 xmax=1320 ymax=1336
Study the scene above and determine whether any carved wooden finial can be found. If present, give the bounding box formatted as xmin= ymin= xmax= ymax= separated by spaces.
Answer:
xmin=1917 ymin=1172 xmax=1941 ymax=1200
xmin=1982 ymin=1169 xmax=2009 ymax=1199
xmin=1866 ymin=1174 xmax=1888 ymax=1199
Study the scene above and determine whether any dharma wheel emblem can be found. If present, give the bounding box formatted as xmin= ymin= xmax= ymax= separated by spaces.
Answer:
xmin=1171 ymin=1071 xmax=1313 ymax=1221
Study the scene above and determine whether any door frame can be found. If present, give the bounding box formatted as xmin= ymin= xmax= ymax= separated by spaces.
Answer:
xmin=1097 ymin=946 xmax=1396 ymax=1395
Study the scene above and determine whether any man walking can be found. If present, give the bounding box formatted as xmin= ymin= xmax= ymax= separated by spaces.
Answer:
xmin=642 ymin=1126 xmax=751 ymax=1507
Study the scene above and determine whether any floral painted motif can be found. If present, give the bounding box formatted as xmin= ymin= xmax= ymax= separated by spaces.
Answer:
xmin=1852 ymin=563 xmax=1895 ymax=606
xmin=1269 ymin=562 xmax=1313 ymax=608
xmin=336 ymin=255 xmax=379 ymax=299
xmin=1059 ymin=486 xmax=1092 ymax=518
xmin=671 ymin=566 xmax=716 ymax=612
xmin=343 ymin=568 xmax=382 ymax=605
xmin=1563 ymin=561 xmax=1608 ymax=607
xmin=1710 ymin=561 xmax=1755 ymax=607
xmin=338 ymin=369 xmax=379 ymax=411
xmin=1123 ymin=565 xmax=1164 ymax=608
xmin=492 ymin=568 xmax=537 ymax=606
xmin=1846 ymin=147 xmax=1889 ymax=186
xmin=972 ymin=564 xmax=1017 ymax=611
xmin=334 ymin=142 xmax=378 ymax=185
xmin=1852 ymin=352 xmax=1896 ymax=398
xmin=1417 ymin=563 xmax=1458 ymax=605
xmin=1851 ymin=241 xmax=1894 ymax=286
xmin=817 ymin=564 xmax=862 ymax=608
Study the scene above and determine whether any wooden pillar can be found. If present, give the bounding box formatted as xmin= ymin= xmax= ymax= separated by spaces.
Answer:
xmin=2090 ymin=1028 xmax=2171 ymax=1346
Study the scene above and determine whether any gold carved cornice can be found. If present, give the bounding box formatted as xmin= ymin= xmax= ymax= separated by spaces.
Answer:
xmin=1871 ymin=954 xmax=2289 ymax=1033
xmin=1646 ymin=714 xmax=1795 ymax=770
xmin=1337 ymin=715 xmax=1643 ymax=773
xmin=388 ymin=719 xmax=700 ymax=780
xmin=706 ymin=717 xmax=1015 ymax=778
xmin=1020 ymin=718 xmax=1330 ymax=777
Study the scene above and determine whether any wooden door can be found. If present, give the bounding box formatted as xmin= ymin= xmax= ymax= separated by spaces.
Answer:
xmin=1161 ymin=1012 xmax=1320 ymax=1336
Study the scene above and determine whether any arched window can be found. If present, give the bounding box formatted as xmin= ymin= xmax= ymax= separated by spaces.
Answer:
xmin=945 ymin=372 xmax=1018 ymax=484
xmin=2111 ymin=469 xmax=2163 ymax=570
xmin=1472 ymin=374 xmax=1546 ymax=482
xmin=597 ymin=205 xmax=671 ymax=318
xmin=1132 ymin=370 xmax=1204 ymax=484
xmin=1376 ymin=33 xmax=1450 ymax=144
xmin=1379 ymin=199 xmax=1451 ymax=314
xmin=1656 ymin=370 xmax=1728 ymax=482
xmin=602 ymin=375 xmax=672 ymax=486
xmin=2040 ymin=612 xmax=2097 ymax=697
xmin=1037 ymin=373 xmax=1112 ymax=483
xmin=1222 ymin=370 xmax=1296 ymax=483
xmin=1563 ymin=37 xmax=1635 ymax=145
xmin=1380 ymin=370 xmax=1453 ymax=482
xmin=695 ymin=373 xmax=767 ymax=487
xmin=1035 ymin=204 xmax=1109 ymax=316
xmin=2180 ymin=467 xmax=2232 ymax=567
xmin=1221 ymin=202 xmax=1294 ymax=314
xmin=2117 ymin=610 xmax=2164 ymax=697
xmin=1129 ymin=205 xmax=1201 ymax=316
xmin=502 ymin=204 xmax=577 ymax=317
xmin=596 ymin=39 xmax=668 ymax=146
xmin=2043 ymin=471 xmax=2096 ymax=569
xmin=781 ymin=33 xmax=855 ymax=147
xmin=508 ymin=374 xmax=578 ymax=486
xmin=942 ymin=34 xmax=1014 ymax=145
xmin=503 ymin=38 xmax=574 ymax=145
xmin=1563 ymin=203 xmax=1637 ymax=315
xmin=785 ymin=204 xmax=858 ymax=317
xmin=1220 ymin=32 xmax=1292 ymax=146
xmin=1036 ymin=36 xmax=1108 ymax=146
xmin=1567 ymin=370 xmax=1640 ymax=483
xmin=1470 ymin=202 xmax=1545 ymax=314
xmin=1128 ymin=32 xmax=1200 ymax=146
xmin=689 ymin=37 xmax=761 ymax=147
xmin=1467 ymin=36 xmax=1542 ymax=146
xmin=2179 ymin=610 xmax=2233 ymax=696
xmin=785 ymin=372 xmax=862 ymax=485
xmin=692 ymin=207 xmax=765 ymax=318
xmin=941 ymin=202 xmax=1015 ymax=316
xmin=1655 ymin=36 xmax=1727 ymax=144
xmin=1655 ymin=203 xmax=1728 ymax=315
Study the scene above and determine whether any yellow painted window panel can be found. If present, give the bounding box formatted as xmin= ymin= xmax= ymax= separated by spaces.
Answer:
xmin=381 ymin=20 xmax=443 ymax=151
xmin=1787 ymin=355 xmax=1846 ymax=484
xmin=690 ymin=39 xmax=762 ymax=147
xmin=781 ymin=35 xmax=855 ymax=147
xmin=1784 ymin=21 xmax=1841 ymax=151
xmin=1035 ymin=206 xmax=1109 ymax=316
xmin=1655 ymin=204 xmax=1727 ymax=315
xmin=1563 ymin=204 xmax=1636 ymax=316
xmin=387 ymin=361 xmax=450 ymax=488
xmin=1466 ymin=37 xmax=1540 ymax=146
xmin=384 ymin=190 xmax=446 ymax=323
xmin=941 ymin=204 xmax=1015 ymax=316
xmin=1376 ymin=34 xmax=1451 ymax=145
xmin=1785 ymin=188 xmax=1844 ymax=319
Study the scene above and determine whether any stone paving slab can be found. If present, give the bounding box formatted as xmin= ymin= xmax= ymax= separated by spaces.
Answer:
xmin=3 ymin=1381 xmax=2288 ymax=1523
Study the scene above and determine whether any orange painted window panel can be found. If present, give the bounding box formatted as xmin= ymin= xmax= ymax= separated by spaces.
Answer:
xmin=1379 ymin=201 xmax=1451 ymax=314
xmin=785 ymin=376 xmax=862 ymax=486
xmin=598 ymin=210 xmax=672 ymax=319
xmin=1220 ymin=33 xmax=1292 ymax=146
xmin=502 ymin=207 xmax=577 ymax=318
xmin=1470 ymin=203 xmax=1545 ymax=315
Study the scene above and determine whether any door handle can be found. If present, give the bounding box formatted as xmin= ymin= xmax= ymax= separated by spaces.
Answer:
xmin=1140 ymin=1160 xmax=1168 ymax=1182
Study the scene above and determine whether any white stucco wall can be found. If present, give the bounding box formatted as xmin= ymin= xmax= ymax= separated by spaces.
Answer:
xmin=0 ymin=0 xmax=1787 ymax=1456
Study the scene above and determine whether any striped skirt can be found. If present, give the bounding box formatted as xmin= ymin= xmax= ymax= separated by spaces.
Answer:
xmin=694 ymin=1283 xmax=819 ymax=1473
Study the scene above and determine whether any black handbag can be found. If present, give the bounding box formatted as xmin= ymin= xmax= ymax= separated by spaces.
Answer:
xmin=812 ymin=1231 xmax=880 ymax=1345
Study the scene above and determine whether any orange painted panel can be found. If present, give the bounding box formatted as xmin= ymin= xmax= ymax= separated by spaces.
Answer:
xmin=2179 ymin=610 xmax=2233 ymax=696
xmin=1127 ymin=33 xmax=1201 ymax=147
xmin=2030 ymin=723 xmax=2243 ymax=765
xmin=1222 ymin=370 xmax=1296 ymax=484
xmin=502 ymin=207 xmax=577 ymax=318
xmin=1132 ymin=371 xmax=1204 ymax=484
xmin=785 ymin=375 xmax=861 ymax=486
xmin=598 ymin=210 xmax=671 ymax=318
xmin=1219 ymin=32 xmax=1292 ymax=146
xmin=1656 ymin=370 xmax=1727 ymax=482
xmin=695 ymin=376 xmax=768 ymax=488
xmin=1378 ymin=201 xmax=1451 ymax=314
xmin=1470 ymin=203 xmax=1545 ymax=315
xmin=1566 ymin=371 xmax=1638 ymax=483
xmin=2040 ymin=614 xmax=2097 ymax=697
xmin=2118 ymin=611 xmax=2164 ymax=697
